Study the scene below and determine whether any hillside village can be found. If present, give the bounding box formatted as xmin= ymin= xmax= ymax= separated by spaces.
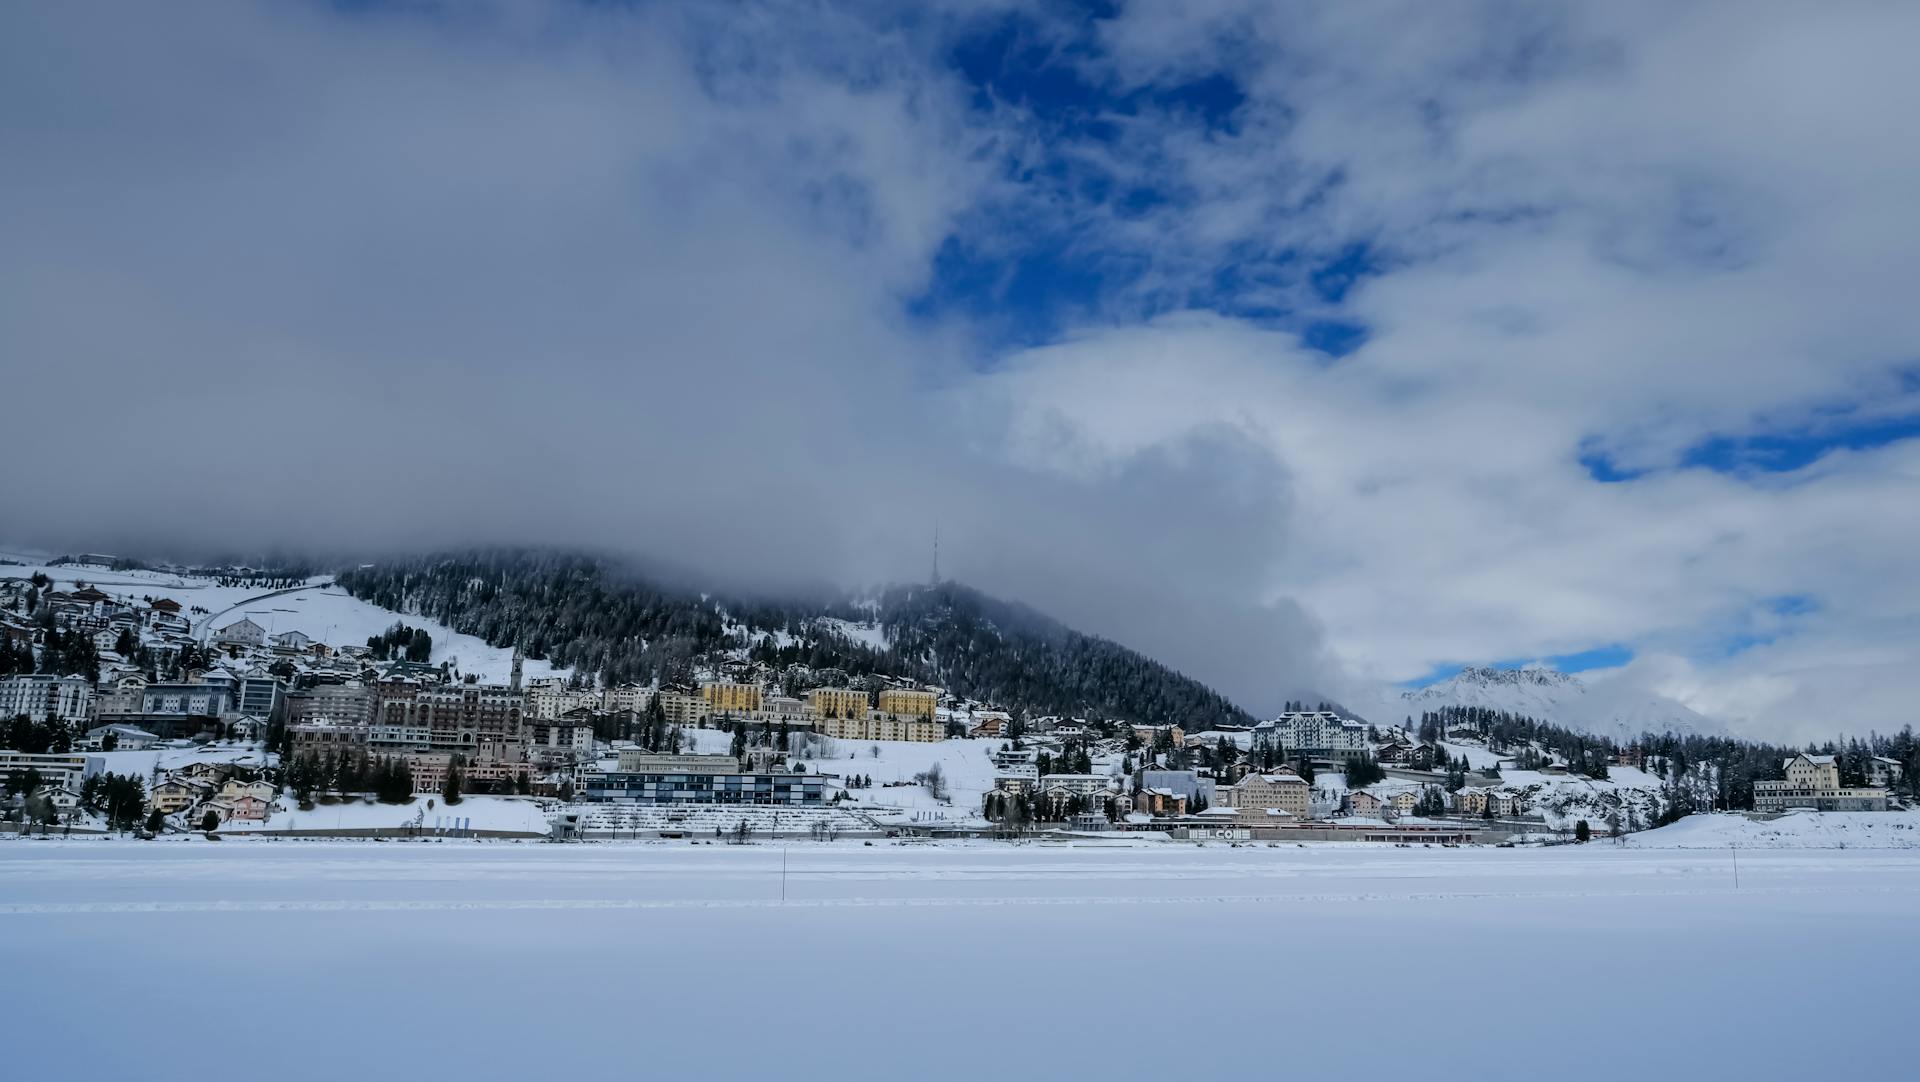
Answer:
xmin=3 ymin=553 xmax=1915 ymax=844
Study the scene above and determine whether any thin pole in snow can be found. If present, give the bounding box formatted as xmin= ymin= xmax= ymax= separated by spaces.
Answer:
xmin=781 ymin=845 xmax=788 ymax=902
xmin=1731 ymin=843 xmax=1739 ymax=890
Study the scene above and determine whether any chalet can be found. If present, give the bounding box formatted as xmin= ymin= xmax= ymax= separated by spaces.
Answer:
xmin=1348 ymin=790 xmax=1385 ymax=816
xmin=1453 ymin=789 xmax=1490 ymax=815
xmin=83 ymin=723 xmax=159 ymax=751
xmin=990 ymin=747 xmax=1039 ymax=770
xmin=1130 ymin=724 xmax=1186 ymax=748
xmin=196 ymin=799 xmax=237 ymax=825
xmin=969 ymin=711 xmax=1011 ymax=738
xmin=1135 ymin=787 xmax=1187 ymax=816
xmin=218 ymin=779 xmax=276 ymax=804
xmin=224 ymin=794 xmax=274 ymax=821
xmin=1867 ymin=757 xmax=1905 ymax=789
xmin=225 ymin=715 xmax=267 ymax=742
xmin=1376 ymin=741 xmax=1413 ymax=764
xmin=214 ymin=617 xmax=267 ymax=647
xmin=1380 ymin=742 xmax=1438 ymax=771
xmin=41 ymin=783 xmax=81 ymax=813
xmin=175 ymin=761 xmax=233 ymax=784
xmin=1488 ymin=791 xmax=1528 ymax=816
xmin=152 ymin=778 xmax=214 ymax=814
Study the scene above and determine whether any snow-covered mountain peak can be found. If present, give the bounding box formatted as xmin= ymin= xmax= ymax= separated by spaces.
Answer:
xmin=1443 ymin=666 xmax=1584 ymax=691
xmin=1385 ymin=664 xmax=1723 ymax=743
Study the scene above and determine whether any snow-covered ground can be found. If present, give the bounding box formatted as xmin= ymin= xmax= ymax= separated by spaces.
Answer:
xmin=681 ymin=726 xmax=1037 ymax=821
xmin=820 ymin=616 xmax=890 ymax=652
xmin=206 ymin=581 xmax=570 ymax=683
xmin=85 ymin=743 xmax=273 ymax=781
xmin=218 ymin=794 xmax=551 ymax=835
xmin=0 ymin=550 xmax=275 ymax=617
xmin=0 ymin=841 xmax=1913 ymax=1079
xmin=1631 ymin=809 xmax=1920 ymax=848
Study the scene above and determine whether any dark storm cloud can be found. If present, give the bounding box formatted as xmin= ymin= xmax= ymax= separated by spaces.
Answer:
xmin=0 ymin=2 xmax=1329 ymax=714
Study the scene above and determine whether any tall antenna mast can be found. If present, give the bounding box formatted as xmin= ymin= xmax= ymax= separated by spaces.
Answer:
xmin=932 ymin=523 xmax=941 ymax=585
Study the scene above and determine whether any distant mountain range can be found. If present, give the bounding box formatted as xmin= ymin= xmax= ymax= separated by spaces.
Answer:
xmin=1379 ymin=665 xmax=1723 ymax=743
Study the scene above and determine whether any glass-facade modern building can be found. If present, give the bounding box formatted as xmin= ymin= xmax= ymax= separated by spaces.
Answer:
xmin=582 ymin=769 xmax=825 ymax=806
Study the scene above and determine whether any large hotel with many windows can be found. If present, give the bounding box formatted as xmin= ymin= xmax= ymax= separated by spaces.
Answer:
xmin=580 ymin=752 xmax=825 ymax=806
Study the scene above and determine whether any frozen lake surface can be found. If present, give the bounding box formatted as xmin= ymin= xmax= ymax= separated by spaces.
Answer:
xmin=3 ymin=839 xmax=1914 ymax=1079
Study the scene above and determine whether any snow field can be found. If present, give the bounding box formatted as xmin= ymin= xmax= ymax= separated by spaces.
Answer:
xmin=0 ymin=842 xmax=1914 ymax=1080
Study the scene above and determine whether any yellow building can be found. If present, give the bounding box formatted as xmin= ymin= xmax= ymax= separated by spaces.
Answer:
xmin=820 ymin=714 xmax=944 ymax=743
xmin=702 ymin=681 xmax=763 ymax=715
xmin=877 ymin=688 xmax=938 ymax=720
xmin=808 ymin=687 xmax=869 ymax=720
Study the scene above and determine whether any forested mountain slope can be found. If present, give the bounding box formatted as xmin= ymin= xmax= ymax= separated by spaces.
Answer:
xmin=337 ymin=550 xmax=1254 ymax=729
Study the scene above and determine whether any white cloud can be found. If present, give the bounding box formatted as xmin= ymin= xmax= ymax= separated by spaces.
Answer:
xmin=3 ymin=2 xmax=1917 ymax=742
xmin=968 ymin=2 xmax=1920 ymax=740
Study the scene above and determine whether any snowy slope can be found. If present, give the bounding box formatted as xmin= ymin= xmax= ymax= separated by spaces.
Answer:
xmin=206 ymin=582 xmax=570 ymax=684
xmin=1389 ymin=666 xmax=1721 ymax=741
xmin=1629 ymin=809 xmax=1920 ymax=849
xmin=676 ymin=727 xmax=1024 ymax=826
xmin=0 ymin=550 xmax=288 ymax=622
xmin=87 ymin=745 xmax=274 ymax=781
xmin=0 ymin=549 xmax=567 ymax=684
xmin=820 ymin=617 xmax=890 ymax=653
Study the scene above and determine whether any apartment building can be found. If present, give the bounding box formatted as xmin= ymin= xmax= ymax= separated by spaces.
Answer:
xmin=808 ymin=687 xmax=870 ymax=720
xmin=526 ymin=679 xmax=598 ymax=721
xmin=407 ymin=751 xmax=530 ymax=795
xmin=601 ymin=683 xmax=653 ymax=715
xmin=233 ymin=670 xmax=284 ymax=719
xmin=93 ymin=673 xmax=149 ymax=717
xmin=702 ymin=681 xmax=764 ymax=716
xmin=0 ymin=750 xmax=92 ymax=792
xmin=1036 ymin=773 xmax=1114 ymax=799
xmin=876 ymin=688 xmax=938 ymax=720
xmin=819 ymin=713 xmax=943 ymax=743
xmin=657 ymin=689 xmax=710 ymax=727
xmin=1226 ymin=773 xmax=1311 ymax=818
xmin=290 ymin=719 xmax=371 ymax=755
xmin=288 ymin=681 xmax=375 ymax=727
xmin=0 ymin=674 xmax=96 ymax=722
xmin=529 ymin=717 xmax=595 ymax=758
xmin=141 ymin=680 xmax=234 ymax=719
